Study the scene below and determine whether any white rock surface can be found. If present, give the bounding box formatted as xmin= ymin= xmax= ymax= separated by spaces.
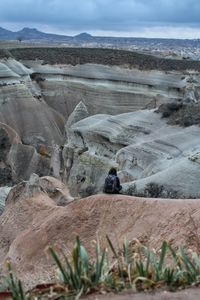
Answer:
xmin=1 ymin=57 xmax=200 ymax=196
xmin=0 ymin=82 xmax=64 ymax=147
xmin=0 ymin=187 xmax=11 ymax=215
xmin=63 ymin=110 xmax=200 ymax=198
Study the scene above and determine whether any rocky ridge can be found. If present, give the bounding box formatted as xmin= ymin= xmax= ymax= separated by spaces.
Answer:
xmin=0 ymin=178 xmax=200 ymax=289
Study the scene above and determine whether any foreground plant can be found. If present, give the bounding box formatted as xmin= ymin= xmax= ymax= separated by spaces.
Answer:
xmin=49 ymin=236 xmax=200 ymax=296
xmin=2 ymin=237 xmax=200 ymax=299
xmin=4 ymin=260 xmax=26 ymax=300
xmin=48 ymin=236 xmax=109 ymax=296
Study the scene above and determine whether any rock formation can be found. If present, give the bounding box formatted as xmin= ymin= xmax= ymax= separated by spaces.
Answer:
xmin=0 ymin=185 xmax=200 ymax=289
xmin=21 ymin=61 xmax=196 ymax=116
xmin=63 ymin=109 xmax=200 ymax=198
xmin=0 ymin=48 xmax=200 ymax=194
xmin=0 ymin=122 xmax=55 ymax=186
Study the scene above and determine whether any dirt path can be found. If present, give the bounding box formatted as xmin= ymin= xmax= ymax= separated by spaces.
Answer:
xmin=83 ymin=287 xmax=200 ymax=300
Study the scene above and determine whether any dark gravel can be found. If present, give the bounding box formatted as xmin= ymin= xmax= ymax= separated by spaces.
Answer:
xmin=0 ymin=47 xmax=200 ymax=71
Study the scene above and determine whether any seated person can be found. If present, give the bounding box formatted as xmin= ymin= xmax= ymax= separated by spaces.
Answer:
xmin=103 ymin=168 xmax=122 ymax=194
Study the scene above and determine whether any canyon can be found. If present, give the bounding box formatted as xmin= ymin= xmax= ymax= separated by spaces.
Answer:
xmin=0 ymin=47 xmax=200 ymax=297
xmin=0 ymin=47 xmax=199 ymax=201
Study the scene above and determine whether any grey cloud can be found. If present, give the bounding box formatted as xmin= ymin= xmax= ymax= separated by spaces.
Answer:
xmin=0 ymin=0 xmax=200 ymax=32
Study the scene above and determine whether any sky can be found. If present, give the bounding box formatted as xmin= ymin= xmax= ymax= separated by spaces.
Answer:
xmin=1 ymin=0 xmax=200 ymax=39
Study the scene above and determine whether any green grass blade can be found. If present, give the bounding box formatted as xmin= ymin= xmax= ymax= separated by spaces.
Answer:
xmin=98 ymin=248 xmax=106 ymax=281
xmin=95 ymin=242 xmax=100 ymax=283
xmin=168 ymin=244 xmax=182 ymax=270
xmin=123 ymin=238 xmax=130 ymax=265
xmin=6 ymin=261 xmax=21 ymax=300
xmin=75 ymin=286 xmax=84 ymax=300
xmin=136 ymin=261 xmax=145 ymax=277
xmin=64 ymin=253 xmax=80 ymax=290
xmin=180 ymin=246 xmax=192 ymax=273
xmin=145 ymin=249 xmax=151 ymax=274
xmin=179 ymin=246 xmax=197 ymax=283
xmin=18 ymin=280 xmax=26 ymax=300
xmin=79 ymin=245 xmax=89 ymax=275
xmin=192 ymin=252 xmax=200 ymax=269
xmin=106 ymin=235 xmax=118 ymax=258
xmin=49 ymin=247 xmax=69 ymax=284
xmin=73 ymin=243 xmax=81 ymax=279
xmin=158 ymin=241 xmax=167 ymax=271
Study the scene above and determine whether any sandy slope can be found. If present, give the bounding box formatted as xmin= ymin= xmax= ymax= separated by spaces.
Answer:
xmin=0 ymin=183 xmax=200 ymax=289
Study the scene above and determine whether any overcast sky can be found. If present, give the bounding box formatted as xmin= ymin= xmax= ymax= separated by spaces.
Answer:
xmin=1 ymin=0 xmax=200 ymax=38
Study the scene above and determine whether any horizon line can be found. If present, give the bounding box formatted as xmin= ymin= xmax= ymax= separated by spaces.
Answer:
xmin=1 ymin=25 xmax=200 ymax=41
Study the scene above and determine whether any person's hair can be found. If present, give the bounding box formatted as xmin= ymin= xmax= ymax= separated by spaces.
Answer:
xmin=108 ymin=167 xmax=117 ymax=176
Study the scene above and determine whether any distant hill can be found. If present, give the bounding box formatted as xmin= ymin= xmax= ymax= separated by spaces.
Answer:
xmin=74 ymin=32 xmax=93 ymax=41
xmin=0 ymin=27 xmax=14 ymax=39
xmin=1 ymin=26 xmax=200 ymax=49
xmin=0 ymin=27 xmax=72 ymax=42
xmin=0 ymin=27 xmax=93 ymax=43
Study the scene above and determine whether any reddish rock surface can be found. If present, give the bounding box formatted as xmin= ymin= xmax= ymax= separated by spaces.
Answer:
xmin=0 ymin=188 xmax=200 ymax=291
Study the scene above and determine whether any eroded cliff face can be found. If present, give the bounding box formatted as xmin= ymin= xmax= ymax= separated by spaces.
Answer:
xmin=0 ymin=58 xmax=66 ymax=185
xmin=0 ymin=49 xmax=200 ymax=194
xmin=23 ymin=61 xmax=188 ymax=116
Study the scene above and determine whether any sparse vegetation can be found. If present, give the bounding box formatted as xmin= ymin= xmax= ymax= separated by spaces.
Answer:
xmin=144 ymin=182 xmax=164 ymax=197
xmin=156 ymin=102 xmax=183 ymax=118
xmin=4 ymin=260 xmax=26 ymax=300
xmin=125 ymin=182 xmax=178 ymax=198
xmin=156 ymin=102 xmax=200 ymax=127
xmin=3 ymin=236 xmax=200 ymax=299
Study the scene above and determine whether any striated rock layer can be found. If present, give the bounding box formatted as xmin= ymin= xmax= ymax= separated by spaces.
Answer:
xmin=0 ymin=58 xmax=64 ymax=147
xmin=22 ymin=61 xmax=200 ymax=117
xmin=0 ymin=58 xmax=66 ymax=183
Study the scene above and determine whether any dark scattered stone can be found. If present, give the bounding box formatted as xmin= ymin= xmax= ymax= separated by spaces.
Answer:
xmin=0 ymin=128 xmax=11 ymax=161
xmin=9 ymin=47 xmax=200 ymax=71
xmin=0 ymin=49 xmax=12 ymax=59
xmin=0 ymin=167 xmax=12 ymax=186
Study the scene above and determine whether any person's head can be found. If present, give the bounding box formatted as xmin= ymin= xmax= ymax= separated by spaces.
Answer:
xmin=108 ymin=167 xmax=117 ymax=176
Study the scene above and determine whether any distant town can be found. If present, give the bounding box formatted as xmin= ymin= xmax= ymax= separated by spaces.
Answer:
xmin=1 ymin=26 xmax=200 ymax=60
